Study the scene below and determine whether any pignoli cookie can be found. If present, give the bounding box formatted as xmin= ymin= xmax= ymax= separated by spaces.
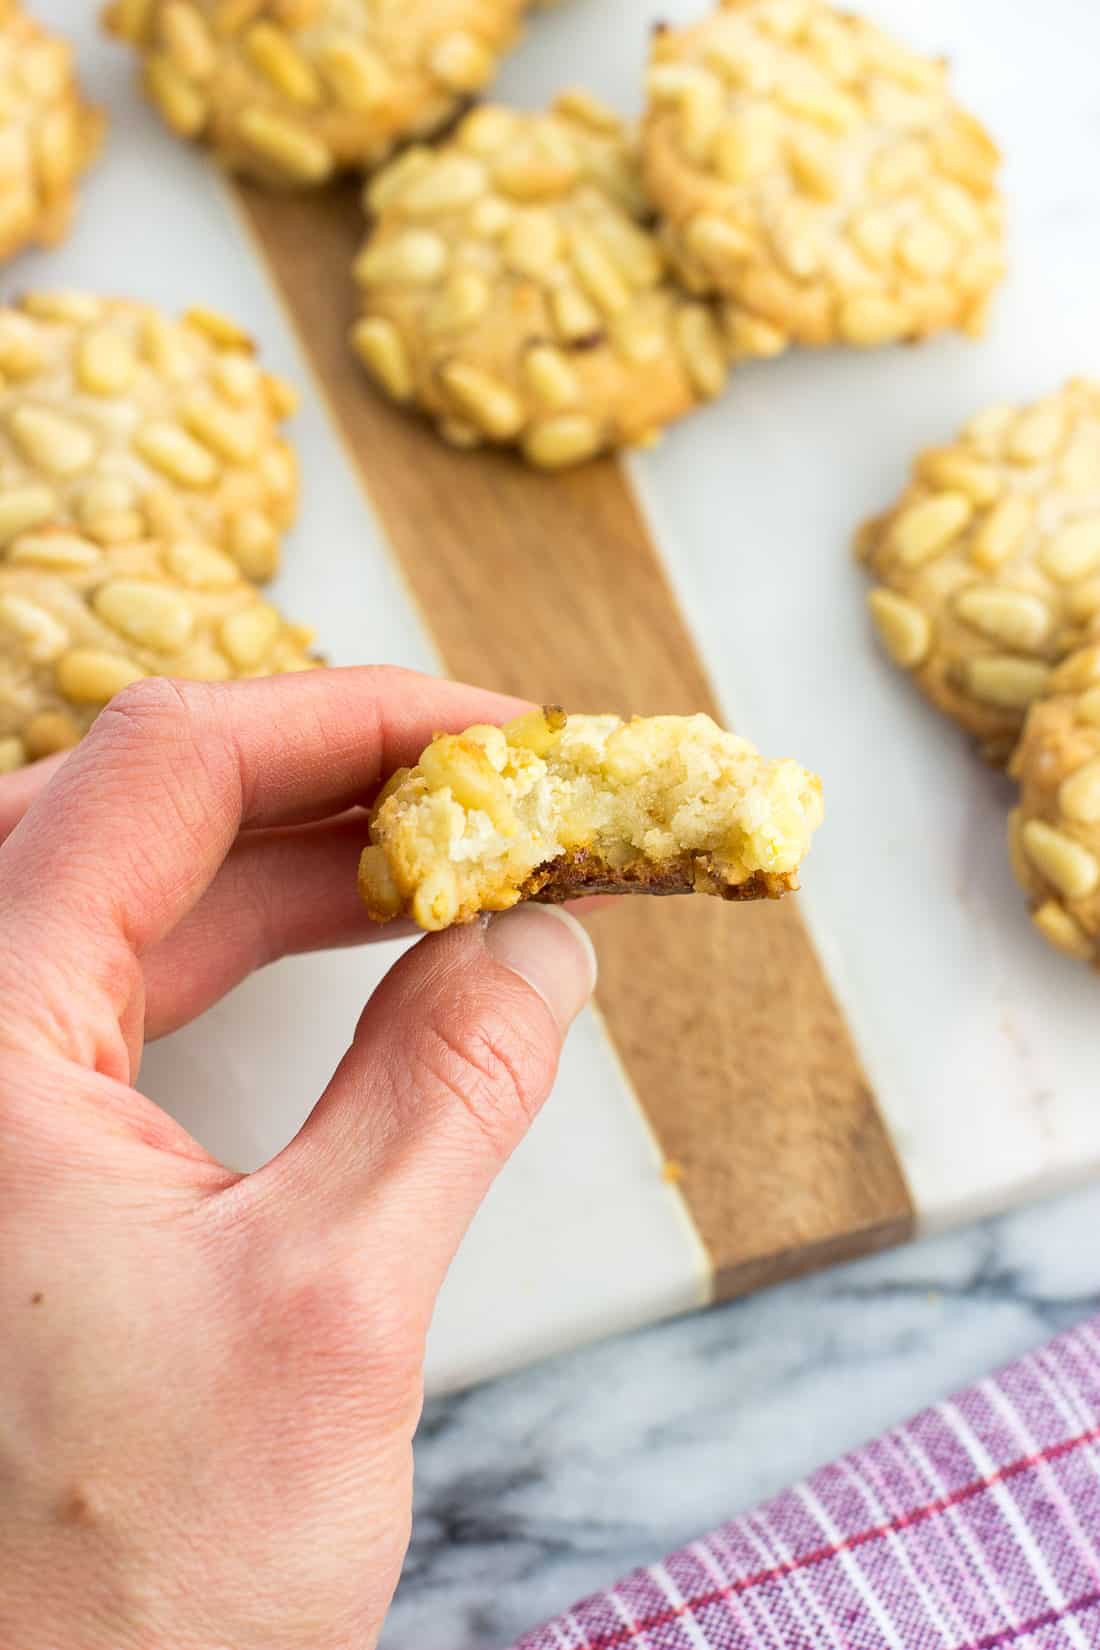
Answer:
xmin=359 ymin=708 xmax=822 ymax=930
xmin=103 ymin=0 xmax=525 ymax=187
xmin=1007 ymin=646 xmax=1100 ymax=968
xmin=0 ymin=527 xmax=318 ymax=770
xmin=0 ymin=0 xmax=103 ymax=262
xmin=642 ymin=0 xmax=1004 ymax=361
xmin=857 ymin=381 xmax=1100 ymax=762
xmin=351 ymin=95 xmax=728 ymax=468
xmin=0 ymin=292 xmax=298 ymax=583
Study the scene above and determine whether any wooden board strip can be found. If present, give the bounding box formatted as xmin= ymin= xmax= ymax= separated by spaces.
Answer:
xmin=237 ymin=180 xmax=915 ymax=1298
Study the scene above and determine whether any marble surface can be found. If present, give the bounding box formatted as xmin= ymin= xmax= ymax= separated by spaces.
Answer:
xmin=385 ymin=1181 xmax=1100 ymax=1649
xmin=525 ymin=0 xmax=1100 ymax=1230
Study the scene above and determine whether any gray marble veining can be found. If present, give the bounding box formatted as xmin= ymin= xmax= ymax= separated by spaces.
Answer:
xmin=385 ymin=1184 xmax=1100 ymax=1649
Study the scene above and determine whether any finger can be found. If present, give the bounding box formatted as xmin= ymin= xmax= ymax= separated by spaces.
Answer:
xmin=0 ymin=752 xmax=66 ymax=844
xmin=141 ymin=826 xmax=613 ymax=1041
xmin=254 ymin=905 xmax=597 ymax=1313
xmin=0 ymin=669 xmax=526 ymax=1068
xmin=139 ymin=815 xmax=416 ymax=1040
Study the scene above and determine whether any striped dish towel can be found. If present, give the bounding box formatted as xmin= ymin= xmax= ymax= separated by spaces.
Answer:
xmin=511 ymin=1318 xmax=1100 ymax=1650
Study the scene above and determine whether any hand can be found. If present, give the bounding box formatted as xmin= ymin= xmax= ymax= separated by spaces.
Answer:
xmin=0 ymin=669 xmax=597 ymax=1650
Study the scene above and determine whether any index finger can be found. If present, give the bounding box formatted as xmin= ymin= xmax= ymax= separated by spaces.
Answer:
xmin=1 ymin=664 xmax=526 ymax=979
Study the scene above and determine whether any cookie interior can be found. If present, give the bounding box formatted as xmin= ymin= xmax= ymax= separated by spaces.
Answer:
xmin=359 ymin=708 xmax=823 ymax=929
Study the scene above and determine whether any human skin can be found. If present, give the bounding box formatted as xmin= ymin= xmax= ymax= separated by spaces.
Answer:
xmin=0 ymin=667 xmax=597 ymax=1650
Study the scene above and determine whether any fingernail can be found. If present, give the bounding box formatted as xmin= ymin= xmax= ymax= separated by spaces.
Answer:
xmin=484 ymin=904 xmax=598 ymax=1032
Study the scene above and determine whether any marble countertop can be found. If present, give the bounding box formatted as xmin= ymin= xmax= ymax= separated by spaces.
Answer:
xmin=385 ymin=1181 xmax=1100 ymax=1648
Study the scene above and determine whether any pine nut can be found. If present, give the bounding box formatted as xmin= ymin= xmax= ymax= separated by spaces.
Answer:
xmin=1057 ymin=759 xmax=1100 ymax=825
xmin=890 ymin=491 xmax=973 ymax=565
xmin=838 ymin=294 xmax=909 ymax=347
xmin=0 ymin=484 xmax=57 ymax=543
xmin=94 ymin=578 xmax=195 ymax=652
xmin=160 ymin=2 xmax=217 ymax=80
xmin=220 ymin=601 xmax=282 ymax=668
xmin=145 ymin=53 xmax=208 ymax=136
xmin=182 ymin=395 xmax=259 ymax=464
xmin=550 ymin=285 xmax=600 ymax=343
xmin=351 ymin=317 xmax=413 ymax=400
xmin=184 ymin=307 xmax=253 ymax=350
xmin=725 ymin=309 xmax=787 ymax=360
xmin=25 ymin=710 xmax=81 ymax=757
xmin=316 ymin=39 xmax=391 ymax=111
xmin=427 ymin=271 xmax=491 ymax=333
xmin=7 ymin=532 xmax=101 ymax=571
xmin=954 ymin=586 xmax=1051 ymax=651
xmin=0 ymin=591 xmax=68 ymax=661
xmin=1039 ymin=517 xmax=1100 ymax=583
xmin=867 ymin=587 xmax=931 ymax=667
xmin=400 ymin=154 xmax=487 ymax=216
xmin=965 ymin=656 xmax=1051 ymax=709
xmin=420 ymin=736 xmax=516 ymax=831
xmin=568 ymin=228 xmax=632 ymax=316
xmin=713 ymin=111 xmax=778 ymax=182
xmin=675 ymin=305 xmax=726 ymax=398
xmin=1007 ymin=807 xmax=1036 ymax=893
xmin=684 ymin=214 xmax=757 ymax=269
xmin=355 ymin=230 xmax=448 ymax=287
xmin=167 ymin=538 xmax=239 ymax=588
xmin=411 ymin=862 xmax=459 ymax=932
xmin=788 ymin=130 xmax=840 ymax=201
xmin=245 ymin=23 xmax=320 ymax=105
xmin=1032 ymin=900 xmax=1094 ymax=961
xmin=429 ymin=33 xmax=494 ymax=93
xmin=524 ymin=415 xmax=603 ymax=469
xmin=899 ymin=218 xmax=956 ymax=279
xmin=22 ymin=292 xmax=102 ymax=324
xmin=103 ymin=0 xmax=155 ymax=42
xmin=227 ymin=510 xmax=279 ymax=582
xmin=503 ymin=210 xmax=562 ymax=279
xmin=1008 ymin=402 xmax=1065 ymax=465
xmin=9 ymin=406 xmax=96 ymax=476
xmin=56 ymin=648 xmax=147 ymax=703
xmin=76 ymin=327 xmax=138 ymax=395
xmin=213 ymin=353 xmax=262 ymax=403
xmin=235 ymin=107 xmax=332 ymax=183
xmin=1021 ymin=819 xmax=1100 ymax=900
xmin=917 ymin=450 xmax=1000 ymax=506
xmin=358 ymin=843 xmax=403 ymax=921
xmin=969 ymin=494 xmax=1031 ymax=570
xmin=439 ymin=362 xmax=524 ymax=440
xmin=134 ymin=422 xmax=219 ymax=487
xmin=523 ymin=345 xmax=579 ymax=409
xmin=552 ymin=91 xmax=621 ymax=136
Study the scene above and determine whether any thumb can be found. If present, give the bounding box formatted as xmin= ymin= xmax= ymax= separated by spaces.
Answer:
xmin=260 ymin=904 xmax=597 ymax=1306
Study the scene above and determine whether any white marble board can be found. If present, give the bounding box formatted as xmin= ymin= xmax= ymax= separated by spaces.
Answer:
xmin=21 ymin=0 xmax=1100 ymax=1392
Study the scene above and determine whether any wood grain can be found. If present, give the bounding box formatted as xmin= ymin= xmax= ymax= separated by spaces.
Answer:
xmin=237 ymin=179 xmax=916 ymax=1299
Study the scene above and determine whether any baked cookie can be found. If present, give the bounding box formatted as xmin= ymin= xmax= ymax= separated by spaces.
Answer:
xmin=1007 ymin=645 xmax=1100 ymax=967
xmin=642 ymin=0 xmax=1004 ymax=361
xmin=358 ymin=707 xmax=823 ymax=930
xmin=103 ymin=0 xmax=525 ymax=187
xmin=0 ymin=527 xmax=317 ymax=771
xmin=0 ymin=0 xmax=104 ymax=261
xmin=0 ymin=292 xmax=298 ymax=583
xmin=857 ymin=381 xmax=1100 ymax=762
xmin=351 ymin=96 xmax=728 ymax=468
